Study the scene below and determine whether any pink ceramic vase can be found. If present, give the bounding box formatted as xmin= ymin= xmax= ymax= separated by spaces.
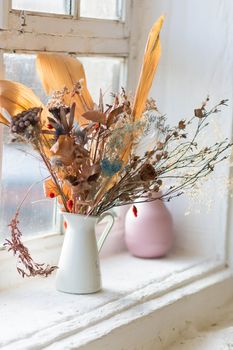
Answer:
xmin=125 ymin=195 xmax=174 ymax=258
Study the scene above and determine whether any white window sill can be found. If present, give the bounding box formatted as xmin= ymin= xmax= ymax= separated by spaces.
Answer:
xmin=1 ymin=245 xmax=233 ymax=350
xmin=167 ymin=299 xmax=233 ymax=350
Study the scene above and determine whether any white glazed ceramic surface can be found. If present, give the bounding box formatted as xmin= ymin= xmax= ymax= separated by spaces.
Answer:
xmin=56 ymin=212 xmax=114 ymax=294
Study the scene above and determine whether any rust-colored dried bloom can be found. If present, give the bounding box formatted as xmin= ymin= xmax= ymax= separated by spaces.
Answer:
xmin=140 ymin=163 xmax=157 ymax=181
xmin=178 ymin=120 xmax=186 ymax=129
xmin=194 ymin=108 xmax=204 ymax=118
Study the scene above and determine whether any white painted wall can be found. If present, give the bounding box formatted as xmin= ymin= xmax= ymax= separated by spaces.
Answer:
xmin=128 ymin=0 xmax=233 ymax=257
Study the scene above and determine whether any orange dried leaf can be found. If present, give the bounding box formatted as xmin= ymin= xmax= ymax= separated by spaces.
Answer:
xmin=43 ymin=178 xmax=59 ymax=198
xmin=0 ymin=80 xmax=48 ymax=124
xmin=36 ymin=53 xmax=94 ymax=125
xmin=132 ymin=16 xmax=164 ymax=120
xmin=0 ymin=110 xmax=10 ymax=126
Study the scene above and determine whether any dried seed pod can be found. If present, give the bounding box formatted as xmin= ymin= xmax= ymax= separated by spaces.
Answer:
xmin=10 ymin=107 xmax=41 ymax=135
xmin=194 ymin=108 xmax=204 ymax=118
xmin=139 ymin=163 xmax=157 ymax=181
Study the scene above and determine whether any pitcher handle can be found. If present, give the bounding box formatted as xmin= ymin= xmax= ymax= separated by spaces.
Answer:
xmin=96 ymin=212 xmax=115 ymax=252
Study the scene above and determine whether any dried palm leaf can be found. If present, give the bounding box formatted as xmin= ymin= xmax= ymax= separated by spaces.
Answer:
xmin=0 ymin=110 xmax=10 ymax=126
xmin=121 ymin=16 xmax=164 ymax=164
xmin=132 ymin=15 xmax=164 ymax=120
xmin=36 ymin=53 xmax=94 ymax=125
xmin=0 ymin=80 xmax=48 ymax=124
xmin=98 ymin=16 xmax=164 ymax=200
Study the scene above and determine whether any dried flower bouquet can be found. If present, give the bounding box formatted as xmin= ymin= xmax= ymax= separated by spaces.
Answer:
xmin=0 ymin=16 xmax=231 ymax=277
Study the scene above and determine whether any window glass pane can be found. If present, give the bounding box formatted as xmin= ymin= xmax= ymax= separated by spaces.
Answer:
xmin=79 ymin=56 xmax=124 ymax=105
xmin=12 ymin=0 xmax=72 ymax=15
xmin=80 ymin=0 xmax=122 ymax=20
xmin=0 ymin=54 xmax=55 ymax=243
xmin=4 ymin=53 xmax=48 ymax=104
xmin=0 ymin=139 xmax=55 ymax=241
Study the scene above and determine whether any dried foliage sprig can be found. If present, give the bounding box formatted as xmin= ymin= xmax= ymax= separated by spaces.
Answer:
xmin=87 ymin=98 xmax=232 ymax=215
xmin=3 ymin=182 xmax=57 ymax=277
xmin=4 ymin=211 xmax=57 ymax=277
xmin=5 ymin=92 xmax=232 ymax=220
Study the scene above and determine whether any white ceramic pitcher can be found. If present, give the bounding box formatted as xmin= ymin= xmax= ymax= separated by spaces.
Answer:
xmin=56 ymin=212 xmax=114 ymax=294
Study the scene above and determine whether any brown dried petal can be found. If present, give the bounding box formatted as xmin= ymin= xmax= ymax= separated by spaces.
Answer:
xmin=178 ymin=120 xmax=186 ymax=129
xmin=50 ymin=135 xmax=75 ymax=166
xmin=157 ymin=142 xmax=164 ymax=150
xmin=72 ymin=181 xmax=92 ymax=196
xmin=107 ymin=105 xmax=124 ymax=127
xmin=139 ymin=163 xmax=157 ymax=181
xmin=145 ymin=150 xmax=155 ymax=157
xmin=133 ymin=155 xmax=140 ymax=162
xmin=194 ymin=108 xmax=204 ymax=118
xmin=82 ymin=111 xmax=106 ymax=124
xmin=82 ymin=164 xmax=100 ymax=180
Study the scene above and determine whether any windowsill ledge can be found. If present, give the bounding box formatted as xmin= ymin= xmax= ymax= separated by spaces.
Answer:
xmin=167 ymin=299 xmax=233 ymax=350
xmin=1 ymin=249 xmax=233 ymax=350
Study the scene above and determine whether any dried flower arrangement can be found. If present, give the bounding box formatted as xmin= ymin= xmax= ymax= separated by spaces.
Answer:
xmin=0 ymin=16 xmax=231 ymax=277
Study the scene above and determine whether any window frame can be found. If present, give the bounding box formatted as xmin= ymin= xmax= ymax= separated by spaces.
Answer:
xmin=0 ymin=0 xmax=131 ymax=246
xmin=0 ymin=0 xmax=130 ymax=56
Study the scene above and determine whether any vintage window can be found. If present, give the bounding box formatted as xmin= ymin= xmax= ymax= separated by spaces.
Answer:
xmin=1 ymin=1 xmax=233 ymax=348
xmin=0 ymin=0 xmax=129 ymax=243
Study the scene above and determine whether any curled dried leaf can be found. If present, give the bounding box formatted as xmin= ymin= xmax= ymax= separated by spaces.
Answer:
xmin=82 ymin=110 xmax=106 ymax=124
xmin=107 ymin=106 xmax=124 ymax=127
